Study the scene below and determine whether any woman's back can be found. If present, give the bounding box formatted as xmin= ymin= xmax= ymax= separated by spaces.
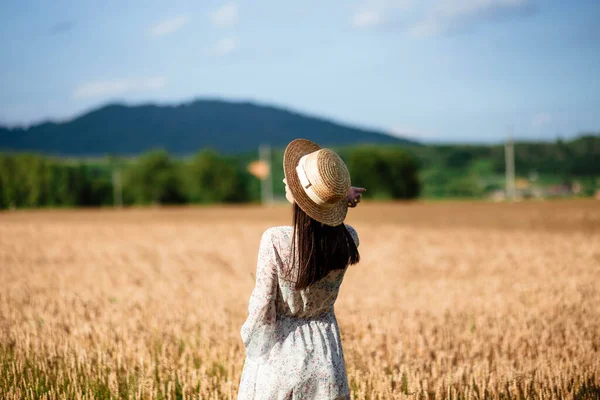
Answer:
xmin=271 ymin=225 xmax=359 ymax=319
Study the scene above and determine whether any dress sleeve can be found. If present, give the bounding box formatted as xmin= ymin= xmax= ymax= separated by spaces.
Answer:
xmin=345 ymin=224 xmax=359 ymax=247
xmin=240 ymin=228 xmax=279 ymax=361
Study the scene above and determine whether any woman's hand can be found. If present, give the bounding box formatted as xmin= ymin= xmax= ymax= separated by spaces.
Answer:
xmin=347 ymin=187 xmax=366 ymax=208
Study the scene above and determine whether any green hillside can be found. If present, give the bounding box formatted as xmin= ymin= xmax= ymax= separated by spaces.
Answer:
xmin=0 ymin=100 xmax=415 ymax=156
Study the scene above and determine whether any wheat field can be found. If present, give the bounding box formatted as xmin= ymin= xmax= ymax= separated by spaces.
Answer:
xmin=1 ymin=200 xmax=599 ymax=399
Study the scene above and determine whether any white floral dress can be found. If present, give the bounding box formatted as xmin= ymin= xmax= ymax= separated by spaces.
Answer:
xmin=238 ymin=225 xmax=359 ymax=400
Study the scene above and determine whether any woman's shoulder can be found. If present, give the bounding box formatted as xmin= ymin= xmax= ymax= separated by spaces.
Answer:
xmin=259 ymin=226 xmax=293 ymax=258
xmin=261 ymin=225 xmax=358 ymax=246
xmin=260 ymin=226 xmax=293 ymax=245
xmin=262 ymin=226 xmax=293 ymax=236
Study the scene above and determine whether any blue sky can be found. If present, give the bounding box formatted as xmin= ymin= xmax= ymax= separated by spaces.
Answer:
xmin=0 ymin=0 xmax=598 ymax=143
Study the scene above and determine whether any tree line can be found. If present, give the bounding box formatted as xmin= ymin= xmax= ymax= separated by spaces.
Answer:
xmin=3 ymin=134 xmax=596 ymax=209
xmin=0 ymin=147 xmax=421 ymax=209
xmin=412 ymin=135 xmax=600 ymax=176
xmin=409 ymin=134 xmax=600 ymax=198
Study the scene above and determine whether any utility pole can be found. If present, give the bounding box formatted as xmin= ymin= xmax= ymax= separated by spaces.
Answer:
xmin=259 ymin=144 xmax=273 ymax=205
xmin=505 ymin=127 xmax=516 ymax=201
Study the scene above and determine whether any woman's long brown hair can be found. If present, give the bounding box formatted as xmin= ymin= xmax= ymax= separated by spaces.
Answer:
xmin=287 ymin=203 xmax=360 ymax=290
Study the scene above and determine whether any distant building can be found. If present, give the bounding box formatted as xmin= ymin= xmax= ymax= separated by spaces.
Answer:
xmin=545 ymin=184 xmax=572 ymax=197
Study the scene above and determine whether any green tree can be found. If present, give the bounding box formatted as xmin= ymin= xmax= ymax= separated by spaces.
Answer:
xmin=123 ymin=150 xmax=185 ymax=205
xmin=52 ymin=164 xmax=85 ymax=207
xmin=445 ymin=176 xmax=483 ymax=198
xmin=444 ymin=148 xmax=473 ymax=169
xmin=186 ymin=149 xmax=250 ymax=203
xmin=347 ymin=147 xmax=420 ymax=200
xmin=0 ymin=154 xmax=27 ymax=208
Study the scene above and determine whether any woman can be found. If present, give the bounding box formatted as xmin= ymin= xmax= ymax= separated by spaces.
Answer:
xmin=238 ymin=139 xmax=364 ymax=399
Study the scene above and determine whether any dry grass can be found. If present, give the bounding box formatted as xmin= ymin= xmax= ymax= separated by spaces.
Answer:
xmin=1 ymin=200 xmax=599 ymax=399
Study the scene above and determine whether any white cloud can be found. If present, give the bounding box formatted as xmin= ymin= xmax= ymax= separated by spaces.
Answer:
xmin=531 ymin=112 xmax=552 ymax=128
xmin=409 ymin=0 xmax=534 ymax=37
xmin=211 ymin=3 xmax=239 ymax=27
xmin=408 ymin=17 xmax=441 ymax=37
xmin=149 ymin=15 xmax=190 ymax=37
xmin=352 ymin=0 xmax=534 ymax=35
xmin=352 ymin=10 xmax=384 ymax=28
xmin=143 ymin=77 xmax=168 ymax=90
xmin=351 ymin=0 xmax=414 ymax=29
xmin=72 ymin=77 xmax=167 ymax=99
xmin=213 ymin=37 xmax=238 ymax=56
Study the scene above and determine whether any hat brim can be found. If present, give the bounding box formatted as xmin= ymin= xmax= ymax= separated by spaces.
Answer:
xmin=283 ymin=139 xmax=348 ymax=226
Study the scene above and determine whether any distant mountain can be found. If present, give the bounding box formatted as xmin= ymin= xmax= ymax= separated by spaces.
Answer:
xmin=0 ymin=100 xmax=416 ymax=156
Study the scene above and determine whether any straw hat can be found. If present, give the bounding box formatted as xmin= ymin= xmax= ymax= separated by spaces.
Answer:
xmin=283 ymin=139 xmax=351 ymax=226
